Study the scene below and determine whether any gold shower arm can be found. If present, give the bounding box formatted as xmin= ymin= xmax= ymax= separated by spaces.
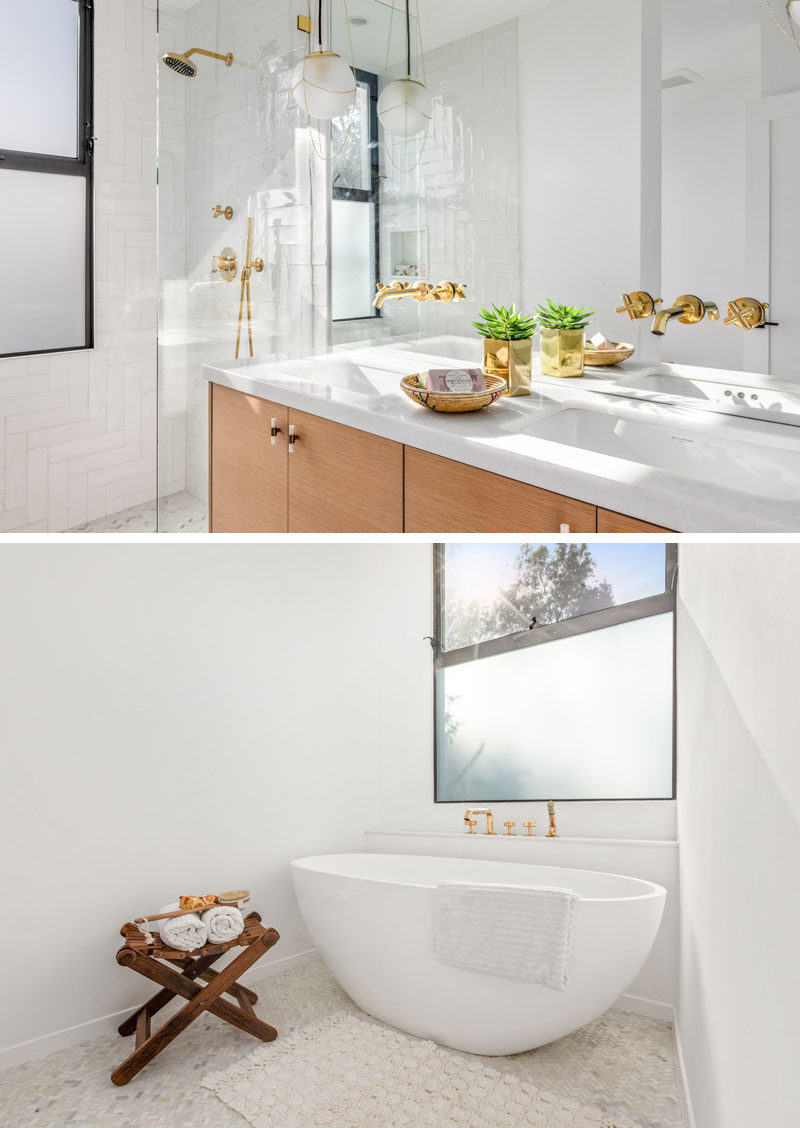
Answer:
xmin=184 ymin=48 xmax=234 ymax=66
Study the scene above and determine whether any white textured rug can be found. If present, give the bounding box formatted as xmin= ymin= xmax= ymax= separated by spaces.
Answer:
xmin=202 ymin=1012 xmax=643 ymax=1128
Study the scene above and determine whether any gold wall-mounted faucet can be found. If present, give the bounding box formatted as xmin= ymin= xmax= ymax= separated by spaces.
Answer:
xmin=546 ymin=800 xmax=559 ymax=838
xmin=724 ymin=297 xmax=770 ymax=330
xmin=464 ymin=808 xmax=495 ymax=835
xmin=373 ymin=281 xmax=467 ymax=309
xmin=651 ymin=294 xmax=719 ymax=337
xmin=615 ymin=290 xmax=662 ymax=322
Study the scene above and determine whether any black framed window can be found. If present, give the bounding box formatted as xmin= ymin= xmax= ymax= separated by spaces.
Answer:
xmin=433 ymin=543 xmax=677 ymax=803
xmin=0 ymin=0 xmax=94 ymax=359
xmin=330 ymin=69 xmax=380 ymax=322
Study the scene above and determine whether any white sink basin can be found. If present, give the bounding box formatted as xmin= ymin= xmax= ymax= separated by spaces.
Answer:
xmin=526 ymin=404 xmax=800 ymax=501
xmin=625 ymin=373 xmax=800 ymax=417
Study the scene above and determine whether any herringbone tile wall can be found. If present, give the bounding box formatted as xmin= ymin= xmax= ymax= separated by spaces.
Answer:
xmin=0 ymin=0 xmax=159 ymax=533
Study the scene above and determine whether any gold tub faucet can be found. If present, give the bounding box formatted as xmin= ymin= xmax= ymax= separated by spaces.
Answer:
xmin=546 ymin=800 xmax=559 ymax=838
xmin=652 ymin=294 xmax=719 ymax=337
xmin=464 ymin=808 xmax=495 ymax=835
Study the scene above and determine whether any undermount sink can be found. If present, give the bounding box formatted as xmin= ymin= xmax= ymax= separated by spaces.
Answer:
xmin=625 ymin=373 xmax=800 ymax=417
xmin=526 ymin=404 xmax=800 ymax=501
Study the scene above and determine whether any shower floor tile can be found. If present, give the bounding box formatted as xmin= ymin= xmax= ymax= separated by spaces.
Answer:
xmin=68 ymin=490 xmax=208 ymax=534
xmin=0 ymin=960 xmax=688 ymax=1128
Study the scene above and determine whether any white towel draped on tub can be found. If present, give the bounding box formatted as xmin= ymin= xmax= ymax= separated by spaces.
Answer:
xmin=202 ymin=904 xmax=245 ymax=943
xmin=435 ymin=883 xmax=577 ymax=991
xmin=155 ymin=903 xmax=208 ymax=952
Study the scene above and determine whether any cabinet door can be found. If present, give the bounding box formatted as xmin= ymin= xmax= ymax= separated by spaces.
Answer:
xmin=597 ymin=508 xmax=676 ymax=534
xmin=404 ymin=447 xmax=596 ymax=533
xmin=288 ymin=409 xmax=403 ymax=532
xmin=209 ymin=384 xmax=288 ymax=533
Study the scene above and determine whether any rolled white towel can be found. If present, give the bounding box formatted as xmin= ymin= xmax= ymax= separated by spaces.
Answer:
xmin=202 ymin=904 xmax=244 ymax=943
xmin=155 ymin=903 xmax=208 ymax=952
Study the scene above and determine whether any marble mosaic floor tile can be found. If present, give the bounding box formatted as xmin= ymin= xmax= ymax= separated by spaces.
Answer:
xmin=68 ymin=491 xmax=208 ymax=535
xmin=0 ymin=961 xmax=687 ymax=1128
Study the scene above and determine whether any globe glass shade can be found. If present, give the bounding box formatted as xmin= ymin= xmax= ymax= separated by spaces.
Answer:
xmin=789 ymin=0 xmax=800 ymax=26
xmin=377 ymin=78 xmax=433 ymax=138
xmin=291 ymin=52 xmax=356 ymax=121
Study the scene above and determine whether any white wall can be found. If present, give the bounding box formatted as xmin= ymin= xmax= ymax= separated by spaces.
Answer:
xmin=518 ymin=0 xmax=662 ymax=359
xmin=0 ymin=542 xmax=430 ymax=1067
xmin=677 ymin=544 xmax=800 ymax=1128
xmin=0 ymin=0 xmax=159 ymax=532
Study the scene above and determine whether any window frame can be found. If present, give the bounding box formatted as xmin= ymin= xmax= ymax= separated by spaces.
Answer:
xmin=331 ymin=67 xmax=381 ymax=323
xmin=432 ymin=542 xmax=678 ymax=803
xmin=0 ymin=0 xmax=94 ymax=359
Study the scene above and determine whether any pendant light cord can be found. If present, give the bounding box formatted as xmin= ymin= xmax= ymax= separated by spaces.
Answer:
xmin=318 ymin=0 xmax=323 ymax=49
xmin=406 ymin=0 xmax=411 ymax=77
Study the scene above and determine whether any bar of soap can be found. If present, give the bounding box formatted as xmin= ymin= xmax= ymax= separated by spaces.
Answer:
xmin=589 ymin=332 xmax=615 ymax=351
xmin=426 ymin=368 xmax=487 ymax=393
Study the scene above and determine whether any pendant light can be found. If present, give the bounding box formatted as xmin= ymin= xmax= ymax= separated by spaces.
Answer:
xmin=291 ymin=0 xmax=356 ymax=121
xmin=764 ymin=1 xmax=800 ymax=52
xmin=377 ymin=0 xmax=432 ymax=138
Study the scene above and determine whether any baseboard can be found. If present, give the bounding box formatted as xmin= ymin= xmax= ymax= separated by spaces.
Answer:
xmin=672 ymin=1014 xmax=697 ymax=1128
xmin=0 ymin=946 xmax=321 ymax=1074
xmin=612 ymin=991 xmax=674 ymax=1023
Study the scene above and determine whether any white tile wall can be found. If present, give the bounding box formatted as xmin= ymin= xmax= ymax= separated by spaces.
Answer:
xmin=0 ymin=0 xmax=159 ymax=533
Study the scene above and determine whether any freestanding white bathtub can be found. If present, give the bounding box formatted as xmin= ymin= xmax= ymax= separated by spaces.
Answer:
xmin=291 ymin=852 xmax=666 ymax=1056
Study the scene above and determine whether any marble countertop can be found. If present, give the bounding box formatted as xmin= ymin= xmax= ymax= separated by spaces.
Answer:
xmin=203 ymin=337 xmax=800 ymax=532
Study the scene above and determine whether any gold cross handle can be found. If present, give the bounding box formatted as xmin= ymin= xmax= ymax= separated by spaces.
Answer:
xmin=522 ymin=821 xmax=536 ymax=836
xmin=615 ymin=291 xmax=662 ymax=321
xmin=503 ymin=820 xmax=516 ymax=836
xmin=724 ymin=297 xmax=768 ymax=330
xmin=465 ymin=818 xmax=477 ymax=835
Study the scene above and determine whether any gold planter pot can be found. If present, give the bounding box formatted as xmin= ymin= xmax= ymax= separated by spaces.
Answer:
xmin=539 ymin=327 xmax=585 ymax=378
xmin=482 ymin=337 xmax=532 ymax=396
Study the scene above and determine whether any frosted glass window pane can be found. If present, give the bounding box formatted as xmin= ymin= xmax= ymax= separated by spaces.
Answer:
xmin=0 ymin=171 xmax=86 ymax=354
xmin=332 ymin=199 xmax=375 ymax=319
xmin=3 ymin=0 xmax=80 ymax=157
xmin=443 ymin=542 xmax=667 ymax=651
xmin=437 ymin=614 xmax=673 ymax=801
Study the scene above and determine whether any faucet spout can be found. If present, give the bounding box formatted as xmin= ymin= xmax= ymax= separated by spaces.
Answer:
xmin=464 ymin=808 xmax=495 ymax=835
xmin=373 ymin=282 xmax=427 ymax=309
xmin=651 ymin=305 xmax=686 ymax=337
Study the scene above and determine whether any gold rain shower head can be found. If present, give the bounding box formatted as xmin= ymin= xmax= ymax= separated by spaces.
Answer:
xmin=162 ymin=48 xmax=234 ymax=77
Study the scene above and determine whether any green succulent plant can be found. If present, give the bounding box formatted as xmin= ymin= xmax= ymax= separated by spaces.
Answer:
xmin=472 ymin=303 xmax=537 ymax=341
xmin=535 ymin=299 xmax=594 ymax=331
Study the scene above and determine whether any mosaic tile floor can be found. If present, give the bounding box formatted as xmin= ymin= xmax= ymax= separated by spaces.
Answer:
xmin=0 ymin=961 xmax=688 ymax=1128
xmin=68 ymin=491 xmax=207 ymax=534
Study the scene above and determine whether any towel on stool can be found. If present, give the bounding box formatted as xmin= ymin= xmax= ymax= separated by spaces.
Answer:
xmin=435 ymin=883 xmax=577 ymax=991
xmin=202 ymin=904 xmax=245 ymax=943
xmin=155 ymin=903 xmax=208 ymax=951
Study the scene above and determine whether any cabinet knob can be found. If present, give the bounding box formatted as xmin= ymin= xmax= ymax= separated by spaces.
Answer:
xmin=560 ymin=523 xmax=570 ymax=533
xmin=270 ymin=418 xmax=282 ymax=445
xmin=288 ymin=424 xmax=299 ymax=453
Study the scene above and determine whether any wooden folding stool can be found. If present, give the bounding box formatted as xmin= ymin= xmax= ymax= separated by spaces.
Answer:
xmin=112 ymin=911 xmax=279 ymax=1085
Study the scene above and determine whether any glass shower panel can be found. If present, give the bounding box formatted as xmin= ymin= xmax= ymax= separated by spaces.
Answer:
xmin=1 ymin=0 xmax=80 ymax=157
xmin=0 ymin=171 xmax=86 ymax=355
xmin=157 ymin=0 xmax=324 ymax=532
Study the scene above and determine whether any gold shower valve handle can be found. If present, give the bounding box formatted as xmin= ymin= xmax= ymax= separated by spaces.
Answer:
xmin=212 ymin=204 xmax=234 ymax=220
xmin=725 ymin=297 xmax=769 ymax=330
xmin=503 ymin=820 xmax=516 ymax=836
xmin=522 ymin=821 xmax=536 ymax=836
xmin=250 ymin=258 xmax=264 ymax=273
xmin=212 ymin=248 xmax=237 ymax=281
xmin=615 ymin=291 xmax=662 ymax=321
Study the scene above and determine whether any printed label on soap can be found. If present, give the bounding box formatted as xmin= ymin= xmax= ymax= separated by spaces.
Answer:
xmin=426 ymin=368 xmax=486 ymax=393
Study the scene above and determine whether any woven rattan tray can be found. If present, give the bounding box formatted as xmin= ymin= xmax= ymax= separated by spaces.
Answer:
xmin=400 ymin=372 xmax=507 ymax=412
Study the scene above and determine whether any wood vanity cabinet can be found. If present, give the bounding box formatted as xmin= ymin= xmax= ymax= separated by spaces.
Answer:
xmin=209 ymin=384 xmax=288 ymax=533
xmin=287 ymin=409 xmax=403 ymax=533
xmin=209 ymin=385 xmax=403 ymax=533
xmin=404 ymin=447 xmax=597 ymax=533
xmin=597 ymin=508 xmax=676 ymax=534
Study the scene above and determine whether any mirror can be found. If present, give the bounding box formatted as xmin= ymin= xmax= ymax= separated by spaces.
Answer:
xmin=330 ymin=0 xmax=800 ymax=383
